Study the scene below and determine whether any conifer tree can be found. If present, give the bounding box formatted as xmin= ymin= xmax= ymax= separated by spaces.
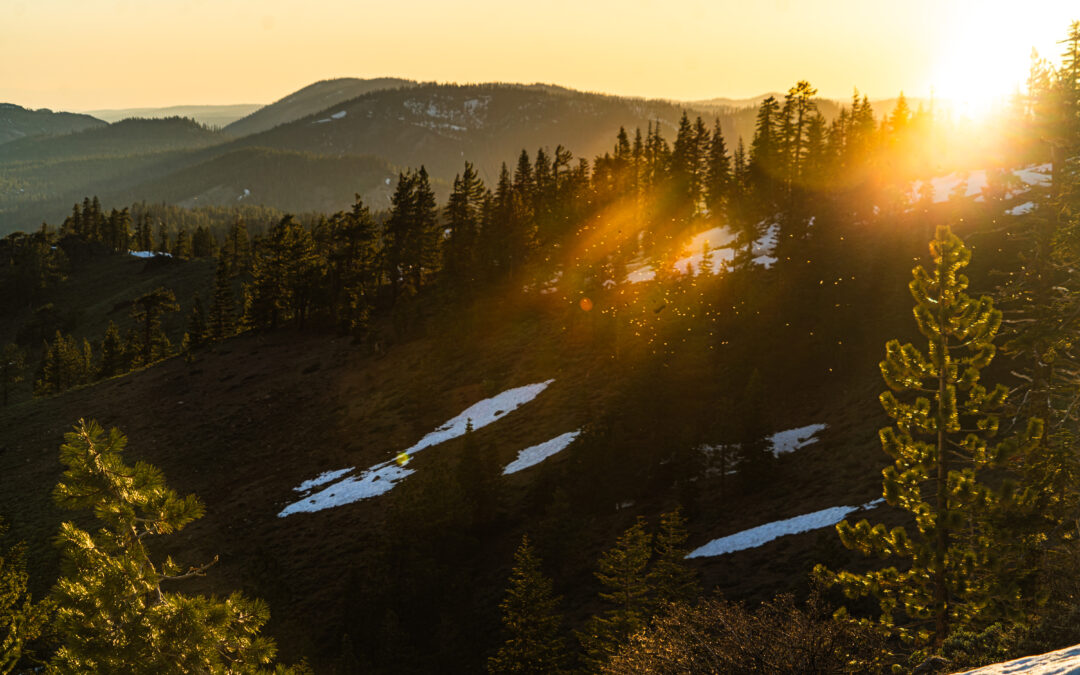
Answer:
xmin=0 ymin=344 xmax=24 ymax=407
xmin=184 ymin=294 xmax=208 ymax=351
xmin=487 ymin=536 xmax=567 ymax=675
xmin=704 ymin=120 xmax=731 ymax=221
xmin=130 ymin=287 xmax=179 ymax=365
xmin=97 ymin=321 xmax=127 ymax=379
xmin=207 ymin=258 xmax=237 ymax=340
xmin=49 ymin=420 xmax=287 ymax=674
xmin=133 ymin=212 xmax=153 ymax=252
xmin=816 ymin=226 xmax=1042 ymax=650
xmin=0 ymin=519 xmax=50 ymax=675
xmin=578 ymin=517 xmax=653 ymax=668
xmin=156 ymin=222 xmax=170 ymax=256
xmin=34 ymin=332 xmax=93 ymax=396
xmin=172 ymin=227 xmax=192 ymax=259
xmin=225 ymin=218 xmax=252 ymax=275
xmin=444 ymin=163 xmax=486 ymax=292
xmin=648 ymin=509 xmax=699 ymax=608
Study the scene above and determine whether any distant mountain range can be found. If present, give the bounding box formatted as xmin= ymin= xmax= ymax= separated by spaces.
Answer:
xmin=83 ymin=104 xmax=263 ymax=128
xmin=0 ymin=78 xmax=925 ymax=234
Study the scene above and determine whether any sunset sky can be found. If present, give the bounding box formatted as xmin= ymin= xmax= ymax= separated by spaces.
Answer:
xmin=1 ymin=0 xmax=1075 ymax=112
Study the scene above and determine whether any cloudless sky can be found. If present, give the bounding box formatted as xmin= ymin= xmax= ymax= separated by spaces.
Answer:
xmin=1 ymin=0 xmax=1075 ymax=111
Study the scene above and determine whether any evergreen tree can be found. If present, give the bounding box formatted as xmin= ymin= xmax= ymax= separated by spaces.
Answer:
xmin=184 ymin=294 xmax=208 ymax=351
xmin=704 ymin=120 xmax=731 ymax=221
xmin=97 ymin=321 xmax=127 ymax=379
xmin=0 ymin=344 xmax=25 ymax=407
xmin=444 ymin=163 xmax=486 ymax=292
xmin=35 ymin=332 xmax=93 ymax=396
xmin=172 ymin=227 xmax=192 ymax=259
xmin=133 ymin=212 xmax=153 ymax=252
xmin=207 ymin=258 xmax=237 ymax=340
xmin=748 ymin=96 xmax=781 ymax=211
xmin=487 ymin=536 xmax=567 ymax=675
xmin=578 ymin=517 xmax=653 ymax=668
xmin=816 ymin=226 xmax=1042 ymax=650
xmin=648 ymin=509 xmax=699 ymax=608
xmin=224 ymin=218 xmax=252 ymax=275
xmin=0 ymin=519 xmax=50 ymax=675
xmin=130 ymin=287 xmax=179 ymax=365
xmin=49 ymin=420 xmax=287 ymax=674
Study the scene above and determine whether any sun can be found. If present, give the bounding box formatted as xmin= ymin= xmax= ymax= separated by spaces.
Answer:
xmin=927 ymin=4 xmax=1073 ymax=120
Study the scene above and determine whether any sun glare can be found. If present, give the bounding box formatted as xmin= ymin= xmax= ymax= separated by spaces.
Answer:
xmin=929 ymin=5 xmax=1070 ymax=120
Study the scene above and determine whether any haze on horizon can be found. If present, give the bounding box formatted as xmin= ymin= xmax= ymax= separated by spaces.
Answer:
xmin=0 ymin=0 xmax=1075 ymax=112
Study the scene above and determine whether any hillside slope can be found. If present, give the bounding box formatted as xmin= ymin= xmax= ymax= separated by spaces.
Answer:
xmin=223 ymin=77 xmax=416 ymax=137
xmin=0 ymin=103 xmax=105 ymax=145
xmin=0 ymin=208 xmax=942 ymax=669
xmin=233 ymin=82 xmax=750 ymax=183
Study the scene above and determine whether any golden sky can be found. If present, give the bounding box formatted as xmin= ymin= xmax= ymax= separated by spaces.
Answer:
xmin=1 ymin=0 xmax=1075 ymax=111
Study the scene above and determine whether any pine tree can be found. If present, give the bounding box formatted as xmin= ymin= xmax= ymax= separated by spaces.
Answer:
xmin=648 ymin=509 xmax=699 ymax=608
xmin=815 ymin=226 xmax=1042 ymax=651
xmin=0 ymin=344 xmax=25 ymax=407
xmin=444 ymin=163 xmax=486 ymax=292
xmin=0 ymin=519 xmax=50 ymax=675
xmin=184 ymin=294 xmax=208 ymax=351
xmin=34 ymin=332 xmax=93 ymax=396
xmin=130 ymin=287 xmax=179 ymax=366
xmin=457 ymin=420 xmax=501 ymax=529
xmin=207 ymin=257 xmax=237 ymax=340
xmin=578 ymin=517 xmax=653 ymax=668
xmin=749 ymin=96 xmax=781 ymax=212
xmin=487 ymin=536 xmax=567 ymax=675
xmin=225 ymin=218 xmax=252 ymax=275
xmin=172 ymin=227 xmax=192 ymax=259
xmin=49 ymin=420 xmax=287 ymax=674
xmin=97 ymin=321 xmax=127 ymax=379
xmin=704 ymin=120 xmax=731 ymax=222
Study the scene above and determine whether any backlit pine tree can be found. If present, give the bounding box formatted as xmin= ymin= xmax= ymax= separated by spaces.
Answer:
xmin=487 ymin=536 xmax=567 ymax=674
xmin=578 ymin=517 xmax=653 ymax=669
xmin=49 ymin=420 xmax=289 ymax=674
xmin=815 ymin=226 xmax=1042 ymax=651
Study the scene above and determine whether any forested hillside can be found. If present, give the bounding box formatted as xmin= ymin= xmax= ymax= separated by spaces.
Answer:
xmin=0 ymin=17 xmax=1078 ymax=675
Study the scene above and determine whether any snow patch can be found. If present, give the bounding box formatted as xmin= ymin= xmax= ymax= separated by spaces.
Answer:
xmin=404 ymin=380 xmax=555 ymax=455
xmin=629 ymin=222 xmax=780 ymax=282
xmin=686 ymin=499 xmax=884 ymax=558
xmin=769 ymin=423 xmax=827 ymax=456
xmin=330 ymin=110 xmax=347 ymax=119
xmin=129 ymin=250 xmax=172 ymax=259
xmin=1014 ymin=163 xmax=1052 ymax=187
xmin=503 ymin=430 xmax=580 ymax=474
xmin=278 ymin=462 xmax=414 ymax=517
xmin=278 ymin=380 xmax=555 ymax=516
xmin=958 ymin=643 xmax=1080 ymax=674
xmin=295 ymin=468 xmax=352 ymax=493
xmin=1006 ymin=201 xmax=1036 ymax=216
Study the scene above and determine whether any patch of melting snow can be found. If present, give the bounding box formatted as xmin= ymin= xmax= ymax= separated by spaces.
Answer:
xmin=129 ymin=250 xmax=172 ymax=259
xmin=686 ymin=499 xmax=884 ymax=558
xmin=404 ymin=380 xmax=555 ymax=455
xmin=503 ymin=430 xmax=580 ymax=475
xmin=629 ymin=222 xmax=779 ymax=282
xmin=769 ymin=423 xmax=827 ymax=456
xmin=957 ymin=643 xmax=1080 ymax=674
xmin=295 ymin=468 xmax=352 ymax=493
xmin=279 ymin=463 xmax=414 ymax=517
xmin=330 ymin=110 xmax=347 ymax=119
xmin=1006 ymin=201 xmax=1036 ymax=215
xmin=278 ymin=380 xmax=555 ymax=516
